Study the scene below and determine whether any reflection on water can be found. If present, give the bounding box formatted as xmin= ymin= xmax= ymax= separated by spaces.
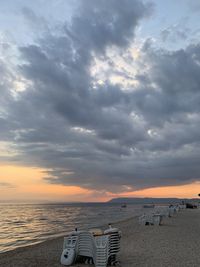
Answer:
xmin=0 ymin=203 xmax=144 ymax=253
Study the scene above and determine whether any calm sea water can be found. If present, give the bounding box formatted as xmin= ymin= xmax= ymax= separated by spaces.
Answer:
xmin=0 ymin=203 xmax=145 ymax=253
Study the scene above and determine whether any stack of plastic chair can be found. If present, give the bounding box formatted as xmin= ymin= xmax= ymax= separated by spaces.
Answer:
xmin=139 ymin=213 xmax=162 ymax=225
xmin=154 ymin=206 xmax=170 ymax=217
xmin=179 ymin=204 xmax=186 ymax=209
xmin=76 ymin=231 xmax=95 ymax=261
xmin=139 ymin=214 xmax=149 ymax=225
xmin=94 ymin=235 xmax=109 ymax=267
xmin=104 ymin=226 xmax=121 ymax=265
xmin=175 ymin=204 xmax=180 ymax=212
xmin=153 ymin=214 xmax=163 ymax=225
xmin=60 ymin=226 xmax=121 ymax=267
xmin=61 ymin=231 xmax=79 ymax=265
xmin=169 ymin=206 xmax=176 ymax=216
xmin=174 ymin=204 xmax=181 ymax=212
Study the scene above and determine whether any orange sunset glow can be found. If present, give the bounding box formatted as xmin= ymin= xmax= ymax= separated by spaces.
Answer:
xmin=1 ymin=165 xmax=199 ymax=202
xmin=0 ymin=165 xmax=91 ymax=202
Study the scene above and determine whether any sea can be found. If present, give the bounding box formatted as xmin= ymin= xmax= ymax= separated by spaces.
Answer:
xmin=0 ymin=203 xmax=146 ymax=253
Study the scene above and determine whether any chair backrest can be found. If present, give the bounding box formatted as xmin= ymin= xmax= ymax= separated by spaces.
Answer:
xmin=77 ymin=231 xmax=95 ymax=258
xmin=104 ymin=227 xmax=121 ymax=262
xmin=109 ymin=235 xmax=120 ymax=255
xmin=63 ymin=235 xmax=78 ymax=249
xmin=94 ymin=235 xmax=109 ymax=267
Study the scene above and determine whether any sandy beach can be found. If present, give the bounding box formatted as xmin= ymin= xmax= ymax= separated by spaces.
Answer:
xmin=1 ymin=208 xmax=200 ymax=267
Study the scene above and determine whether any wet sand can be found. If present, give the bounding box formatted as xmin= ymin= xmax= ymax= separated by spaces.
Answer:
xmin=0 ymin=208 xmax=200 ymax=267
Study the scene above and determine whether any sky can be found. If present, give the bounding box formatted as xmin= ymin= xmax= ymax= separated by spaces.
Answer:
xmin=1 ymin=0 xmax=200 ymax=202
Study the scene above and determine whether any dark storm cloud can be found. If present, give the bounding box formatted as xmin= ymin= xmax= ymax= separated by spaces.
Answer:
xmin=1 ymin=0 xmax=200 ymax=192
xmin=69 ymin=0 xmax=153 ymax=53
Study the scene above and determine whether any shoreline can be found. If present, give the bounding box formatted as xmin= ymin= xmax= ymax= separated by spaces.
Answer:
xmin=1 ymin=209 xmax=200 ymax=266
xmin=0 ymin=214 xmax=137 ymax=255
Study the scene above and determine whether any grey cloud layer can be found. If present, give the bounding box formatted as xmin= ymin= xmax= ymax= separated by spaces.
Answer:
xmin=1 ymin=0 xmax=200 ymax=192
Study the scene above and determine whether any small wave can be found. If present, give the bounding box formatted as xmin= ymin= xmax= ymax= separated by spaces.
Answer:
xmin=38 ymin=217 xmax=48 ymax=221
xmin=13 ymin=220 xmax=26 ymax=224
xmin=49 ymin=220 xmax=64 ymax=224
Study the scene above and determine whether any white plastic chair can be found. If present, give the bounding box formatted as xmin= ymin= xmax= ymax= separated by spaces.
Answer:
xmin=61 ymin=226 xmax=121 ymax=267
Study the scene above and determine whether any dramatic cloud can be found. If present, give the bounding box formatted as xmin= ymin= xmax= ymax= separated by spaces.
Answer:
xmin=1 ymin=0 xmax=200 ymax=193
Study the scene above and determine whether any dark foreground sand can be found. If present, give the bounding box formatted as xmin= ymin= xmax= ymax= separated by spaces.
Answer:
xmin=1 ymin=208 xmax=200 ymax=267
